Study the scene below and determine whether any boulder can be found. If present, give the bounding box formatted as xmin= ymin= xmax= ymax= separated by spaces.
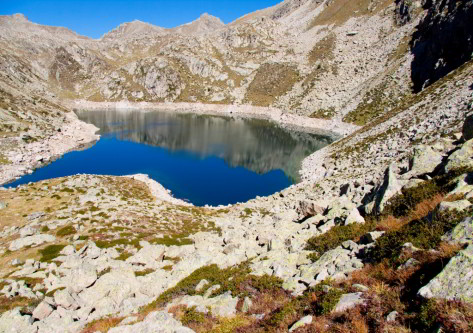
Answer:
xmin=0 ymin=308 xmax=34 ymax=333
xmin=63 ymin=262 xmax=97 ymax=293
xmin=242 ymin=296 xmax=253 ymax=313
xmin=360 ymin=231 xmax=385 ymax=244
xmin=418 ymin=244 xmax=473 ymax=302
xmin=333 ymin=292 xmax=365 ymax=312
xmin=108 ymin=311 xmax=195 ymax=333
xmin=32 ymin=301 xmax=54 ymax=320
xmin=438 ymin=200 xmax=472 ymax=212
xmin=9 ymin=234 xmax=56 ymax=251
xmin=54 ymin=289 xmax=79 ymax=310
xmin=406 ymin=145 xmax=443 ymax=177
xmin=344 ymin=207 xmax=365 ymax=225
xmin=195 ymin=279 xmax=209 ymax=292
xmin=127 ymin=244 xmax=166 ymax=267
xmin=442 ymin=217 xmax=473 ymax=245
xmin=289 ymin=315 xmax=313 ymax=332
xmin=295 ymin=200 xmax=325 ymax=220
xmin=365 ymin=164 xmax=406 ymax=215
xmin=20 ymin=226 xmax=37 ymax=238
xmin=387 ymin=311 xmax=399 ymax=322
xmin=463 ymin=114 xmax=473 ymax=141
xmin=0 ymin=201 xmax=6 ymax=209
xmin=444 ymin=139 xmax=473 ymax=173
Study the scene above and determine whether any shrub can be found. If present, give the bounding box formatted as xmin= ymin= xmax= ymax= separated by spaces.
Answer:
xmin=305 ymin=221 xmax=376 ymax=261
xmin=181 ymin=306 xmax=205 ymax=325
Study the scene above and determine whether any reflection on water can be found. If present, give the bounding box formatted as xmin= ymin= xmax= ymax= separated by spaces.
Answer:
xmin=76 ymin=110 xmax=333 ymax=183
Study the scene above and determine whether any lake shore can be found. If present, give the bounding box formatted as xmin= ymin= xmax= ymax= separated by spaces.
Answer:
xmin=1 ymin=100 xmax=358 ymax=206
xmin=67 ymin=100 xmax=359 ymax=139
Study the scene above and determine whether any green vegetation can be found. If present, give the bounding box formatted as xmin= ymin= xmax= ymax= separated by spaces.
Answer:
xmin=306 ymin=221 xmax=376 ymax=262
xmin=151 ymin=235 xmax=194 ymax=247
xmin=135 ymin=269 xmax=155 ymax=277
xmin=371 ymin=207 xmax=472 ymax=263
xmin=181 ymin=306 xmax=206 ymax=325
xmin=142 ymin=263 xmax=283 ymax=313
xmin=310 ymin=107 xmax=336 ymax=120
xmin=245 ymin=63 xmax=299 ymax=107
xmin=38 ymin=244 xmax=66 ymax=262
xmin=56 ymin=225 xmax=76 ymax=237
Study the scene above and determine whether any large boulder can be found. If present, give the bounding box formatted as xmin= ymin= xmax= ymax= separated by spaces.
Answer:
xmin=63 ymin=262 xmax=97 ymax=293
xmin=405 ymin=145 xmax=443 ymax=177
xmin=444 ymin=139 xmax=473 ymax=173
xmin=418 ymin=244 xmax=473 ymax=302
xmin=9 ymin=234 xmax=56 ymax=251
xmin=126 ymin=244 xmax=166 ymax=267
xmin=442 ymin=217 xmax=473 ymax=245
xmin=109 ymin=311 xmax=195 ymax=333
xmin=364 ymin=164 xmax=406 ymax=215
xmin=463 ymin=114 xmax=473 ymax=141
xmin=333 ymin=292 xmax=365 ymax=312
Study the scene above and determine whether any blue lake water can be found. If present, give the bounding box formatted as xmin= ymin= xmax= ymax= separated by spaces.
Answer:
xmin=6 ymin=110 xmax=334 ymax=206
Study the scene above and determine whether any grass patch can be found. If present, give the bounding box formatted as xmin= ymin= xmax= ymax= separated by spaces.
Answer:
xmin=141 ymin=263 xmax=283 ymax=314
xmin=56 ymin=225 xmax=76 ymax=237
xmin=151 ymin=236 xmax=194 ymax=247
xmin=135 ymin=269 xmax=155 ymax=277
xmin=310 ymin=107 xmax=336 ymax=120
xmin=306 ymin=221 xmax=376 ymax=262
xmin=244 ymin=63 xmax=299 ymax=107
xmin=38 ymin=244 xmax=66 ymax=262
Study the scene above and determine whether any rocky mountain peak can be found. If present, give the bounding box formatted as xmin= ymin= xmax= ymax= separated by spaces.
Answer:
xmin=12 ymin=13 xmax=28 ymax=21
xmin=172 ymin=12 xmax=225 ymax=35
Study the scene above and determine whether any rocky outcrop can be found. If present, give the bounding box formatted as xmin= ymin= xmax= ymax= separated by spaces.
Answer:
xmin=108 ymin=311 xmax=195 ymax=333
xmin=418 ymin=244 xmax=473 ymax=303
xmin=410 ymin=0 xmax=473 ymax=91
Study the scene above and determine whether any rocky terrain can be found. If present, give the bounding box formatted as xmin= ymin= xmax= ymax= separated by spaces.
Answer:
xmin=0 ymin=0 xmax=472 ymax=332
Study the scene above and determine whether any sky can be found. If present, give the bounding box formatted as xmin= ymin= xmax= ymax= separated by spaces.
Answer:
xmin=0 ymin=0 xmax=282 ymax=39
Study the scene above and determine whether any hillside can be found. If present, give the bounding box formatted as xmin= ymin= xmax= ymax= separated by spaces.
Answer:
xmin=0 ymin=0 xmax=472 ymax=332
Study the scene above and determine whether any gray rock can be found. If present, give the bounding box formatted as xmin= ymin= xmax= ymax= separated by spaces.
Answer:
xmin=367 ymin=164 xmax=406 ymax=214
xmin=407 ymin=145 xmax=443 ymax=177
xmin=0 ymin=308 xmax=35 ymax=333
xmin=442 ymin=217 xmax=473 ymax=245
xmin=27 ymin=212 xmax=45 ymax=221
xmin=397 ymin=258 xmax=420 ymax=270
xmin=195 ymin=279 xmax=209 ymax=292
xmin=242 ymin=296 xmax=253 ymax=313
xmin=64 ymin=262 xmax=97 ymax=293
xmin=344 ymin=207 xmax=365 ymax=225
xmin=360 ymin=231 xmax=385 ymax=244
xmin=109 ymin=311 xmax=195 ymax=333
xmin=127 ymin=244 xmax=166 ymax=267
xmin=289 ymin=315 xmax=312 ymax=332
xmin=60 ymin=245 xmax=76 ymax=256
xmin=333 ymin=292 xmax=365 ymax=312
xmin=9 ymin=234 xmax=56 ymax=251
xmin=204 ymin=284 xmax=221 ymax=298
xmin=387 ymin=310 xmax=398 ymax=322
xmin=32 ymin=301 xmax=54 ymax=320
xmin=353 ymin=284 xmax=369 ymax=292
xmin=11 ymin=259 xmax=23 ymax=266
xmin=296 ymin=200 xmax=325 ymax=220
xmin=0 ymin=201 xmax=6 ymax=209
xmin=54 ymin=289 xmax=79 ymax=310
xmin=444 ymin=139 xmax=473 ymax=173
xmin=418 ymin=244 xmax=473 ymax=302
xmin=20 ymin=226 xmax=36 ymax=238
xmin=438 ymin=200 xmax=472 ymax=212
xmin=463 ymin=114 xmax=473 ymax=141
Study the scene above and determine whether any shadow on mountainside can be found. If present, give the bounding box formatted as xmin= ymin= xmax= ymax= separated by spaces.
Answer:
xmin=410 ymin=0 xmax=473 ymax=93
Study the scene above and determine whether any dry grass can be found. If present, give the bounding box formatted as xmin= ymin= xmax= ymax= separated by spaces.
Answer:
xmin=81 ymin=317 xmax=124 ymax=333
xmin=308 ymin=33 xmax=336 ymax=64
xmin=377 ymin=194 xmax=445 ymax=232
xmin=307 ymin=0 xmax=393 ymax=29
xmin=245 ymin=63 xmax=299 ymax=107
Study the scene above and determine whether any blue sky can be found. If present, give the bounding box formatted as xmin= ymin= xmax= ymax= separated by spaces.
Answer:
xmin=0 ymin=0 xmax=282 ymax=39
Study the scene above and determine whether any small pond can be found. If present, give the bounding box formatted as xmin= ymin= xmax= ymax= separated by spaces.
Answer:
xmin=6 ymin=110 xmax=334 ymax=206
